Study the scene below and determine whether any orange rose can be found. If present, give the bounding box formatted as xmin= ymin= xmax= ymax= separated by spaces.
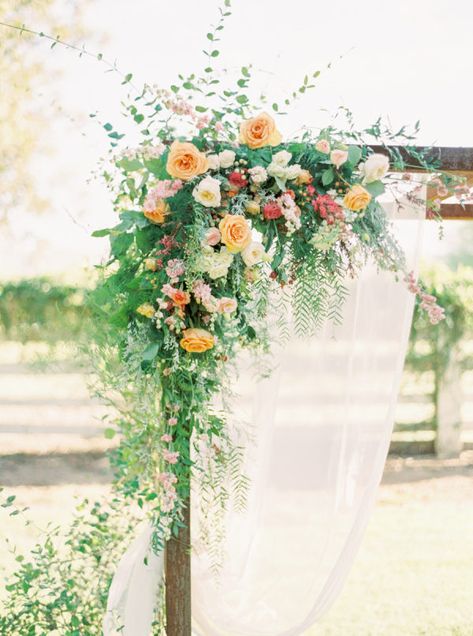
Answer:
xmin=169 ymin=289 xmax=190 ymax=307
xmin=144 ymin=199 xmax=169 ymax=224
xmin=219 ymin=214 xmax=252 ymax=253
xmin=343 ymin=184 xmax=372 ymax=212
xmin=166 ymin=141 xmax=209 ymax=180
xmin=180 ymin=328 xmax=214 ymax=353
xmin=239 ymin=112 xmax=282 ymax=149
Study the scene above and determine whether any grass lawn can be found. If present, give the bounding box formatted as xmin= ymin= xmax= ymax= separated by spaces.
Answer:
xmin=313 ymin=461 xmax=473 ymax=636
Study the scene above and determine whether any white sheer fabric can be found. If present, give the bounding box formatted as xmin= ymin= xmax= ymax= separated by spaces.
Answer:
xmin=192 ymin=201 xmax=424 ymax=636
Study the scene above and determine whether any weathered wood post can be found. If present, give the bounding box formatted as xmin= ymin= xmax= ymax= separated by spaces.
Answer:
xmin=435 ymin=347 xmax=463 ymax=458
xmin=165 ymin=499 xmax=192 ymax=636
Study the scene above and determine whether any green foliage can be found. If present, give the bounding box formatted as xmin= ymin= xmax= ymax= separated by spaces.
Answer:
xmin=0 ymin=491 xmax=154 ymax=636
xmin=0 ymin=278 xmax=89 ymax=343
xmin=406 ymin=264 xmax=473 ymax=426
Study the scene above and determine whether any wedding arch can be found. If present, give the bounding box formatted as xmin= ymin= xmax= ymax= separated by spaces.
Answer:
xmin=1 ymin=3 xmax=473 ymax=634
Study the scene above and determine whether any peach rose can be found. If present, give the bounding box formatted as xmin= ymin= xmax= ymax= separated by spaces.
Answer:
xmin=166 ymin=141 xmax=209 ymax=180
xmin=343 ymin=184 xmax=372 ymax=212
xmin=219 ymin=214 xmax=252 ymax=253
xmin=239 ymin=112 xmax=282 ymax=149
xmin=217 ymin=297 xmax=237 ymax=314
xmin=295 ymin=169 xmax=313 ymax=185
xmin=144 ymin=199 xmax=169 ymax=224
xmin=180 ymin=328 xmax=214 ymax=353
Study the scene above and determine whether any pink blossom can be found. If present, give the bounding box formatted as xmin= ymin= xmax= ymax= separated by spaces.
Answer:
xmin=203 ymin=227 xmax=221 ymax=247
xmin=161 ymin=434 xmax=173 ymax=443
xmin=168 ymin=417 xmax=178 ymax=426
xmin=163 ymin=449 xmax=179 ymax=464
xmin=166 ymin=259 xmax=185 ymax=279
xmin=193 ymin=280 xmax=213 ymax=304
xmin=215 ymin=122 xmax=224 ymax=132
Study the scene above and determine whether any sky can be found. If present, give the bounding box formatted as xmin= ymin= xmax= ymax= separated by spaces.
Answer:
xmin=2 ymin=0 xmax=473 ymax=279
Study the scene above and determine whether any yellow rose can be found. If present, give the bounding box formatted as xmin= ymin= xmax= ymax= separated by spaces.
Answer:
xmin=343 ymin=184 xmax=372 ymax=212
xmin=219 ymin=214 xmax=252 ymax=253
xmin=245 ymin=200 xmax=261 ymax=215
xmin=166 ymin=141 xmax=209 ymax=180
xmin=239 ymin=112 xmax=282 ymax=149
xmin=136 ymin=303 xmax=155 ymax=319
xmin=180 ymin=328 xmax=214 ymax=353
xmin=143 ymin=199 xmax=169 ymax=224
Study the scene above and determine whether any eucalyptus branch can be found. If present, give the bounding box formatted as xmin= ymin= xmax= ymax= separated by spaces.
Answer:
xmin=0 ymin=21 xmax=137 ymax=91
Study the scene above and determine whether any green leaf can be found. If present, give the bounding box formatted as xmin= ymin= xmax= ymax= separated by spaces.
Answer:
xmin=348 ymin=146 xmax=362 ymax=166
xmin=91 ymin=228 xmax=111 ymax=238
xmin=103 ymin=123 xmax=113 ymax=132
xmin=322 ymin=167 xmax=335 ymax=186
xmin=110 ymin=233 xmax=133 ymax=258
xmin=142 ymin=342 xmax=160 ymax=362
xmin=116 ymin=157 xmax=143 ymax=172
xmin=272 ymin=103 xmax=279 ymax=112
xmin=236 ymin=94 xmax=248 ymax=104
xmin=241 ymin=66 xmax=250 ymax=77
xmin=211 ymin=50 xmax=220 ymax=57
xmin=365 ymin=180 xmax=385 ymax=197
xmin=104 ymin=428 xmax=116 ymax=439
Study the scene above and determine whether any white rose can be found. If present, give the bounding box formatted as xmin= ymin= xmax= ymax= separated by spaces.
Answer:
xmin=193 ymin=176 xmax=221 ymax=207
xmin=267 ymin=162 xmax=287 ymax=179
xmin=248 ymin=165 xmax=268 ymax=184
xmin=362 ymin=153 xmax=389 ymax=183
xmin=207 ymin=154 xmax=220 ymax=170
xmin=241 ymin=241 xmax=266 ymax=267
xmin=218 ymin=149 xmax=236 ymax=168
xmin=285 ymin=164 xmax=302 ymax=180
xmin=272 ymin=150 xmax=292 ymax=166
xmin=330 ymin=149 xmax=349 ymax=169
xmin=207 ymin=248 xmax=234 ymax=279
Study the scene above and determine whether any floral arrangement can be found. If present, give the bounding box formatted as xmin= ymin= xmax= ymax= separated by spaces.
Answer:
xmin=84 ymin=1 xmax=458 ymax=555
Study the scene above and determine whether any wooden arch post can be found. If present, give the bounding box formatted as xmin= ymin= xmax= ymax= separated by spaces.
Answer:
xmin=163 ymin=146 xmax=473 ymax=636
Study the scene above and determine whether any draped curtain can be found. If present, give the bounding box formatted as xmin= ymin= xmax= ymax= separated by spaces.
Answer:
xmin=192 ymin=201 xmax=424 ymax=636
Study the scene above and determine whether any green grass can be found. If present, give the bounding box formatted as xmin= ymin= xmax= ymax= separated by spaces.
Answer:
xmin=312 ymin=480 xmax=473 ymax=635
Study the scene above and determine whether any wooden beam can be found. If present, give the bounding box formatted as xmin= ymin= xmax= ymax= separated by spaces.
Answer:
xmin=366 ymin=145 xmax=473 ymax=219
xmin=368 ymin=145 xmax=473 ymax=172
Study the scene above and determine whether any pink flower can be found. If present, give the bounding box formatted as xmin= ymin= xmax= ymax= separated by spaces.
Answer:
xmin=163 ymin=449 xmax=179 ymax=464
xmin=193 ymin=280 xmax=213 ymax=304
xmin=217 ymin=297 xmax=237 ymax=314
xmin=168 ymin=417 xmax=178 ymax=426
xmin=263 ymin=201 xmax=283 ymax=220
xmin=228 ymin=171 xmax=248 ymax=188
xmin=161 ymin=434 xmax=172 ymax=443
xmin=203 ymin=228 xmax=221 ymax=247
xmin=215 ymin=122 xmax=224 ymax=132
xmin=315 ymin=139 xmax=330 ymax=154
xmin=312 ymin=194 xmax=344 ymax=224
xmin=330 ymin=149 xmax=348 ymax=169
xmin=166 ymin=259 xmax=185 ymax=279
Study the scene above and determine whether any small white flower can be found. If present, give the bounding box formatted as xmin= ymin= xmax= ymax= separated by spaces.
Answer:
xmin=193 ymin=176 xmax=221 ymax=207
xmin=361 ymin=153 xmax=389 ymax=183
xmin=272 ymin=150 xmax=292 ymax=166
xmin=218 ymin=149 xmax=236 ymax=168
xmin=285 ymin=164 xmax=302 ymax=180
xmin=241 ymin=241 xmax=266 ymax=267
xmin=248 ymin=165 xmax=268 ymax=185
xmin=207 ymin=154 xmax=220 ymax=170
xmin=267 ymin=162 xmax=287 ymax=179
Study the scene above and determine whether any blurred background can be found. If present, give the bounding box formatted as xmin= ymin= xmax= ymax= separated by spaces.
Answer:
xmin=1 ymin=1 xmax=472 ymax=634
